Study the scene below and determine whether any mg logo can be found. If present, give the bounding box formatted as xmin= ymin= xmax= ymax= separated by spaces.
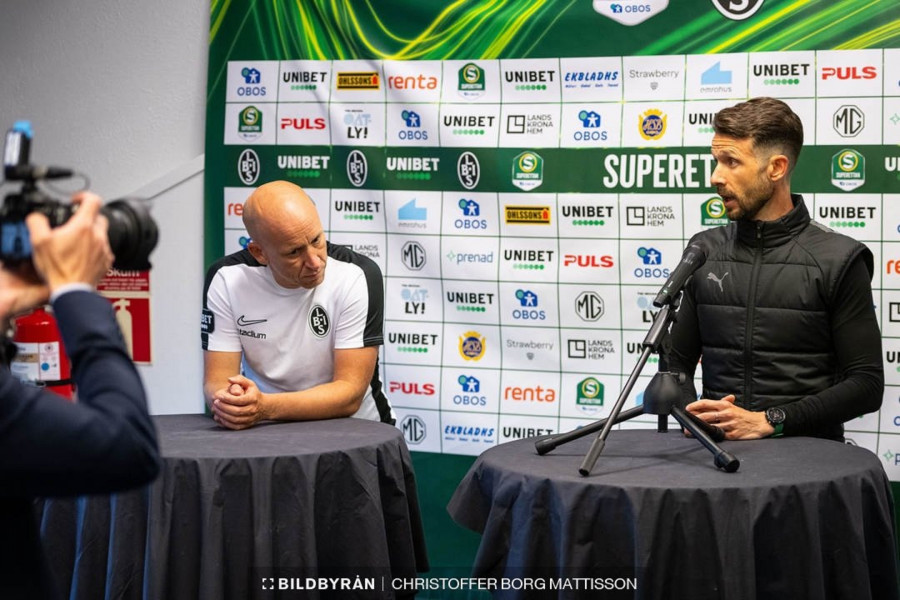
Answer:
xmin=238 ymin=149 xmax=260 ymax=185
xmin=347 ymin=150 xmax=367 ymax=187
xmin=575 ymin=291 xmax=605 ymax=321
xmin=401 ymin=241 xmax=426 ymax=270
xmin=400 ymin=415 xmax=426 ymax=444
xmin=834 ymin=105 xmax=864 ymax=138
xmin=458 ymin=151 xmax=480 ymax=190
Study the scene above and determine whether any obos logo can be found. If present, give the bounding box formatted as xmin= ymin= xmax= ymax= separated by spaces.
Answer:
xmin=400 ymin=415 xmax=426 ymax=445
xmin=458 ymin=152 xmax=480 ymax=190
xmin=710 ymin=0 xmax=765 ymax=21
xmin=458 ymin=63 xmax=486 ymax=99
xmin=238 ymin=149 xmax=260 ymax=185
xmin=399 ymin=109 xmax=427 ymax=141
xmin=702 ymin=197 xmax=729 ymax=226
xmin=592 ymin=0 xmax=670 ymax=26
xmin=639 ymin=109 xmax=667 ymax=141
xmin=455 ymin=198 xmax=487 ymax=230
xmin=238 ymin=106 xmax=262 ymax=141
xmin=513 ymin=289 xmax=546 ymax=321
xmin=831 ymin=149 xmax=865 ymax=192
xmin=347 ymin=150 xmax=367 ymax=187
xmin=575 ymin=110 xmax=608 ymax=142
xmin=459 ymin=331 xmax=486 ymax=361
xmin=401 ymin=241 xmax=426 ymax=271
xmin=635 ymin=247 xmax=670 ymax=279
xmin=237 ymin=66 xmax=266 ymax=96
xmin=454 ymin=375 xmax=487 ymax=407
xmin=512 ymin=151 xmax=544 ymax=191
xmin=577 ymin=377 xmax=605 ymax=413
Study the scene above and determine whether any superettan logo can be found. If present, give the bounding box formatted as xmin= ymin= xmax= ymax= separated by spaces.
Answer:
xmin=505 ymin=206 xmax=551 ymax=225
xmin=337 ymin=72 xmax=380 ymax=90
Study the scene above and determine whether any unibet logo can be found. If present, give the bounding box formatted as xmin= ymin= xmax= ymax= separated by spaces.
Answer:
xmin=702 ymin=197 xmax=729 ymax=226
xmin=831 ymin=149 xmax=865 ymax=192
xmin=511 ymin=151 xmax=544 ymax=191
xmin=458 ymin=63 xmax=486 ymax=99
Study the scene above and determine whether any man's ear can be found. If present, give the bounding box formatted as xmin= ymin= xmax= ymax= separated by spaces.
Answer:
xmin=767 ymin=154 xmax=789 ymax=182
xmin=247 ymin=240 xmax=267 ymax=265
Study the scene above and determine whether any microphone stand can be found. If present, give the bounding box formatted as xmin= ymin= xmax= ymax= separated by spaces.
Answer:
xmin=535 ymin=291 xmax=740 ymax=476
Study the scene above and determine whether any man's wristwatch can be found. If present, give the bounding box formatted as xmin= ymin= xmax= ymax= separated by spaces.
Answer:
xmin=765 ymin=406 xmax=786 ymax=437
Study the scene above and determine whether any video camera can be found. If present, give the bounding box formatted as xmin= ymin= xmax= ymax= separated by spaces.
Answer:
xmin=2 ymin=121 xmax=158 ymax=271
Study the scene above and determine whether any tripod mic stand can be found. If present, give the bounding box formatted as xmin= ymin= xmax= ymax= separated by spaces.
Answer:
xmin=535 ymin=292 xmax=739 ymax=476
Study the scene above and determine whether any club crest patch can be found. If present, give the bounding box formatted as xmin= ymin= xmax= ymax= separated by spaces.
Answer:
xmin=309 ymin=305 xmax=330 ymax=337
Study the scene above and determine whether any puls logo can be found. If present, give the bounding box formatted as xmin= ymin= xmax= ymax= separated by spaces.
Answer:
xmin=399 ymin=109 xmax=428 ymax=141
xmin=711 ymin=0 xmax=765 ymax=21
xmin=388 ymin=380 xmax=435 ymax=396
xmin=238 ymin=149 xmax=260 ymax=185
xmin=635 ymin=247 xmax=670 ymax=279
xmin=453 ymin=375 xmax=487 ymax=407
xmin=459 ymin=331 xmax=486 ymax=361
xmin=458 ymin=152 xmax=480 ymax=190
xmin=511 ymin=151 xmax=544 ymax=191
xmin=237 ymin=67 xmax=266 ymax=97
xmin=346 ymin=150 xmax=367 ymax=187
xmin=831 ymin=149 xmax=865 ymax=192
xmin=512 ymin=289 xmax=546 ymax=321
xmin=238 ymin=106 xmax=262 ymax=141
xmin=593 ymin=0 xmax=670 ymax=26
xmin=639 ymin=109 xmax=667 ymax=141
xmin=455 ymin=198 xmax=487 ymax=230
xmin=458 ymin=63 xmax=486 ymax=99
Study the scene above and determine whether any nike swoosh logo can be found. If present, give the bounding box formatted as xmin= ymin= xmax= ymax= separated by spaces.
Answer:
xmin=236 ymin=315 xmax=268 ymax=326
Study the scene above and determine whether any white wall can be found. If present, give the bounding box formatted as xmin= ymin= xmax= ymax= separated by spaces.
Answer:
xmin=0 ymin=0 xmax=210 ymax=414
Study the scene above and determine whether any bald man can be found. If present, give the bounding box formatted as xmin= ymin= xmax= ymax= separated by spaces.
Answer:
xmin=201 ymin=181 xmax=393 ymax=429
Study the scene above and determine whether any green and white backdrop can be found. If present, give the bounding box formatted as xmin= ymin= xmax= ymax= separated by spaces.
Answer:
xmin=204 ymin=0 xmax=900 ymax=579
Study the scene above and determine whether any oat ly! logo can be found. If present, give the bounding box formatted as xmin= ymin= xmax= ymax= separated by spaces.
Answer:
xmin=711 ymin=0 xmax=765 ymax=20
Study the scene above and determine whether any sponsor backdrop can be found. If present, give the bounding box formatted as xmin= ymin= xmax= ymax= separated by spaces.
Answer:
xmin=205 ymin=0 xmax=900 ymax=485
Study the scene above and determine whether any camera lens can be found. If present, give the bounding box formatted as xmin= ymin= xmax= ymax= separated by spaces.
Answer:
xmin=101 ymin=198 xmax=158 ymax=271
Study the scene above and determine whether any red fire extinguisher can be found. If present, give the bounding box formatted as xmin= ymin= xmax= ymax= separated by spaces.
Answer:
xmin=10 ymin=306 xmax=74 ymax=400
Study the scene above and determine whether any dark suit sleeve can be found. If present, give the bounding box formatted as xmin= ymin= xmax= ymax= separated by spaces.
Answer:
xmin=0 ymin=291 xmax=160 ymax=496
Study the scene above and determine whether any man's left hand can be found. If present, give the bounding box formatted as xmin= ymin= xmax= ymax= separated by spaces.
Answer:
xmin=686 ymin=395 xmax=775 ymax=440
xmin=211 ymin=375 xmax=268 ymax=430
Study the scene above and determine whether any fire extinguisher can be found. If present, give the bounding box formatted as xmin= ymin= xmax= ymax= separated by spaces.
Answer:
xmin=10 ymin=306 xmax=74 ymax=400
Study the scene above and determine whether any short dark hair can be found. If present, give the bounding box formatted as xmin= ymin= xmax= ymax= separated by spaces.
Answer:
xmin=713 ymin=97 xmax=803 ymax=171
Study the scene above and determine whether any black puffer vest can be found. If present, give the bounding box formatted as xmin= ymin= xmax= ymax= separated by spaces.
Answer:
xmin=685 ymin=195 xmax=872 ymax=437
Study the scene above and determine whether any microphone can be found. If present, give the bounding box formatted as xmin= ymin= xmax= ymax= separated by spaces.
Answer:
xmin=653 ymin=240 xmax=709 ymax=308
xmin=3 ymin=121 xmax=73 ymax=181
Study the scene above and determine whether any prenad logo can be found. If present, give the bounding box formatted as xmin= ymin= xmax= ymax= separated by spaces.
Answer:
xmin=711 ymin=0 xmax=765 ymax=21
xmin=459 ymin=331 xmax=486 ymax=361
xmin=457 ymin=151 xmax=480 ymax=189
xmin=401 ymin=241 xmax=426 ymax=271
xmin=238 ymin=149 xmax=260 ymax=185
xmin=342 ymin=150 xmax=366 ymax=187
xmin=308 ymin=305 xmax=329 ymax=338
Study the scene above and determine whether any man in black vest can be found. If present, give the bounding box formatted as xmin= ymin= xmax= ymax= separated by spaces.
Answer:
xmin=668 ymin=97 xmax=883 ymax=441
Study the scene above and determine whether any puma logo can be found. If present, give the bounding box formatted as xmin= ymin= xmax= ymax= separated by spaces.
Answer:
xmin=707 ymin=271 xmax=729 ymax=292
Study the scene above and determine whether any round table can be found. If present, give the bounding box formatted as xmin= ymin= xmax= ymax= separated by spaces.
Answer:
xmin=40 ymin=414 xmax=428 ymax=600
xmin=447 ymin=430 xmax=899 ymax=600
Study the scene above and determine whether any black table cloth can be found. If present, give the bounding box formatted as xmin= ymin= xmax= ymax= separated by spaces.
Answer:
xmin=39 ymin=414 xmax=428 ymax=599
xmin=447 ymin=430 xmax=899 ymax=600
